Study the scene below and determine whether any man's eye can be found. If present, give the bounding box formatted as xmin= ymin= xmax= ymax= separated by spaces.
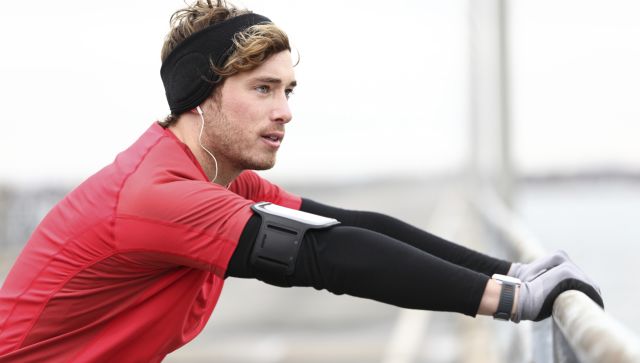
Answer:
xmin=256 ymin=85 xmax=270 ymax=94
xmin=285 ymin=89 xmax=295 ymax=99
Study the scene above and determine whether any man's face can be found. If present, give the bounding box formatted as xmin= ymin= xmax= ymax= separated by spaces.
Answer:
xmin=202 ymin=50 xmax=296 ymax=172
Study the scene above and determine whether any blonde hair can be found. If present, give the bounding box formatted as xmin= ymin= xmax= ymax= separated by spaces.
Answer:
xmin=160 ymin=0 xmax=291 ymax=126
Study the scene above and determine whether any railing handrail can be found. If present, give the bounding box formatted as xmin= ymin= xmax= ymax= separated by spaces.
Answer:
xmin=472 ymin=187 xmax=640 ymax=363
xmin=553 ymin=290 xmax=640 ymax=362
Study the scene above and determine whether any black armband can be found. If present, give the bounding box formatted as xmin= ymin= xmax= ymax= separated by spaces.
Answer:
xmin=250 ymin=202 xmax=340 ymax=286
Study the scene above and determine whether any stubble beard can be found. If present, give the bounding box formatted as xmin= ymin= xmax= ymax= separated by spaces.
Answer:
xmin=204 ymin=107 xmax=278 ymax=173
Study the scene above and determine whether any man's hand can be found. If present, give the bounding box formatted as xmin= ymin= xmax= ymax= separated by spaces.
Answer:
xmin=508 ymin=250 xmax=570 ymax=282
xmin=512 ymin=262 xmax=604 ymax=322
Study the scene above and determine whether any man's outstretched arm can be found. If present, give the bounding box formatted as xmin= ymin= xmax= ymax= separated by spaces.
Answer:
xmin=299 ymin=198 xmax=512 ymax=277
xmin=227 ymin=213 xmax=491 ymax=316
xmin=226 ymin=212 xmax=604 ymax=321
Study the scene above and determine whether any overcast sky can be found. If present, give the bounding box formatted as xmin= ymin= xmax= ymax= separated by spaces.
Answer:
xmin=1 ymin=0 xmax=639 ymax=187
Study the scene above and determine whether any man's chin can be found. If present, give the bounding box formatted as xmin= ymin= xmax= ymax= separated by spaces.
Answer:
xmin=241 ymin=157 xmax=276 ymax=171
xmin=250 ymin=165 xmax=275 ymax=171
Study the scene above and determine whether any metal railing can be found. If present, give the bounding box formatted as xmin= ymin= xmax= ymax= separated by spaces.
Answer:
xmin=473 ymin=187 xmax=640 ymax=363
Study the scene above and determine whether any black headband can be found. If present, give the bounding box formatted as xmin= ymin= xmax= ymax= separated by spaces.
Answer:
xmin=160 ymin=13 xmax=271 ymax=115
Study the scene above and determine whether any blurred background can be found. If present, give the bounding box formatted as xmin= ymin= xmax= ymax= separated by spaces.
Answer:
xmin=1 ymin=0 xmax=639 ymax=362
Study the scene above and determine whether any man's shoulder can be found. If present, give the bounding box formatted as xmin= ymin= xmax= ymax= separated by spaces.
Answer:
xmin=61 ymin=123 xmax=182 ymax=213
xmin=115 ymin=123 xmax=173 ymax=171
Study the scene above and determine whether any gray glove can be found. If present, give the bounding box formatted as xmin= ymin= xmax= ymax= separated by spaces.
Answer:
xmin=508 ymin=250 xmax=570 ymax=282
xmin=513 ymin=261 xmax=604 ymax=322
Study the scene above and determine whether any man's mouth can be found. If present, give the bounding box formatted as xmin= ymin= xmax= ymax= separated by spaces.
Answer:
xmin=261 ymin=132 xmax=284 ymax=148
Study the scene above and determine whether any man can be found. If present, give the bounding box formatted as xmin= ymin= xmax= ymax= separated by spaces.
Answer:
xmin=0 ymin=1 xmax=602 ymax=361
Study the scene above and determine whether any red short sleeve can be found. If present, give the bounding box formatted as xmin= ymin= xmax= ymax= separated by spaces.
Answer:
xmin=115 ymin=138 xmax=256 ymax=274
xmin=229 ymin=170 xmax=302 ymax=209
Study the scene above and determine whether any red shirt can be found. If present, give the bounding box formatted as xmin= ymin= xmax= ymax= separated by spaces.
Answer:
xmin=0 ymin=123 xmax=301 ymax=362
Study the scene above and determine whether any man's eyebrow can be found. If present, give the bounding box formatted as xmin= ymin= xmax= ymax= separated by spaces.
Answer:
xmin=253 ymin=77 xmax=297 ymax=87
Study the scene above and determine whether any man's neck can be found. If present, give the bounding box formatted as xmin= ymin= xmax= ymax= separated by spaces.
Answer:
xmin=167 ymin=116 xmax=239 ymax=186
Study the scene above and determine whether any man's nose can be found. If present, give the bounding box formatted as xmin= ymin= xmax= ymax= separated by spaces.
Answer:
xmin=270 ymin=93 xmax=292 ymax=124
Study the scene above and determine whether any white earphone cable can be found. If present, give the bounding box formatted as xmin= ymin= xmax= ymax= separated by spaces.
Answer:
xmin=196 ymin=106 xmax=219 ymax=183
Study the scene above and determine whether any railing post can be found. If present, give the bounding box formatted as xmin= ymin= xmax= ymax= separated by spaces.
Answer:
xmin=552 ymin=319 xmax=579 ymax=363
xmin=468 ymin=0 xmax=514 ymax=206
xmin=531 ymin=319 xmax=553 ymax=363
